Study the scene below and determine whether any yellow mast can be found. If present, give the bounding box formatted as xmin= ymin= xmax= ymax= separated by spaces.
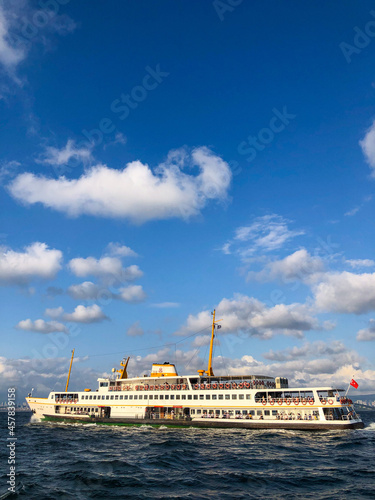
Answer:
xmin=65 ymin=349 xmax=75 ymax=392
xmin=197 ymin=309 xmax=222 ymax=377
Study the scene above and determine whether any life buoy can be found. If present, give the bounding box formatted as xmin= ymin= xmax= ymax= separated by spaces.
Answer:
xmin=262 ymin=400 xmax=266 ymax=405
xmin=286 ymin=399 xmax=291 ymax=405
xmin=160 ymin=385 xmax=164 ymax=390
xmin=171 ymin=385 xmax=175 ymax=390
xmin=212 ymin=384 xmax=217 ymax=389
xmin=135 ymin=386 xmax=139 ymax=391
xmin=308 ymin=399 xmax=314 ymax=405
xmin=177 ymin=385 xmax=181 ymax=390
xmin=302 ymin=399 xmax=307 ymax=405
xmin=220 ymin=384 xmax=224 ymax=389
xmin=232 ymin=383 xmax=237 ymax=389
xmin=165 ymin=385 xmax=170 ymax=390
xmin=145 ymin=385 xmax=149 ymax=390
xmin=194 ymin=384 xmax=199 ymax=390
xmin=294 ymin=398 xmax=299 ymax=405
xmin=200 ymin=384 xmax=205 ymax=390
xmin=269 ymin=399 xmax=275 ymax=405
xmin=206 ymin=384 xmax=211 ymax=389
xmin=150 ymin=386 xmax=154 ymax=391
xmin=182 ymin=384 xmax=187 ymax=390
xmin=225 ymin=383 xmax=230 ymax=389
xmin=328 ymin=399 xmax=333 ymax=405
xmin=321 ymin=398 xmax=326 ymax=405
xmin=245 ymin=382 xmax=250 ymax=388
xmin=278 ymin=399 xmax=283 ymax=405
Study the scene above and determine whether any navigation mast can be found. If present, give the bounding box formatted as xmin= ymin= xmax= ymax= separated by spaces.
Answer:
xmin=197 ymin=309 xmax=222 ymax=377
xmin=65 ymin=349 xmax=75 ymax=392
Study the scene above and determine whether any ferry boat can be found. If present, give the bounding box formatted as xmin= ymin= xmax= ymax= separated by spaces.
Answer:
xmin=26 ymin=310 xmax=364 ymax=430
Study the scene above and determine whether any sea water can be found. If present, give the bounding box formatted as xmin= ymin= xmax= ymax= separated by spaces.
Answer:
xmin=0 ymin=411 xmax=374 ymax=499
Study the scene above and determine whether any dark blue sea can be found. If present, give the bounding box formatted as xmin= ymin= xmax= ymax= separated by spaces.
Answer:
xmin=1 ymin=411 xmax=375 ymax=499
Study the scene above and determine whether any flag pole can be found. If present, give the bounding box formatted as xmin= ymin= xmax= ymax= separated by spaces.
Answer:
xmin=344 ymin=375 xmax=354 ymax=397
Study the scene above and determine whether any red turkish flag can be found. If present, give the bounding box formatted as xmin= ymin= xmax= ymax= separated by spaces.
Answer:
xmin=350 ymin=379 xmax=359 ymax=389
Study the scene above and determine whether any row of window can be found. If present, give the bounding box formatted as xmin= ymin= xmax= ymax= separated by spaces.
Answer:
xmin=77 ymin=393 xmax=253 ymax=401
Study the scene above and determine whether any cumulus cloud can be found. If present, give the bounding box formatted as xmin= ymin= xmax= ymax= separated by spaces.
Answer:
xmin=0 ymin=242 xmax=62 ymax=285
xmin=263 ymin=341 xmax=347 ymax=362
xmin=126 ymin=321 xmax=144 ymax=337
xmin=62 ymin=304 xmax=107 ymax=323
xmin=359 ymin=120 xmax=375 ymax=175
xmin=248 ymin=249 xmax=324 ymax=283
xmin=68 ymin=256 xmax=143 ymax=285
xmin=357 ymin=319 xmax=375 ymax=341
xmin=67 ymin=281 xmax=101 ymax=300
xmin=118 ymin=285 xmax=147 ymax=303
xmin=8 ymin=147 xmax=232 ymax=223
xmin=16 ymin=319 xmax=67 ymax=334
xmin=36 ymin=139 xmax=92 ymax=167
xmin=192 ymin=335 xmax=212 ymax=347
xmin=313 ymin=271 xmax=375 ymax=314
xmin=176 ymin=294 xmax=324 ymax=339
xmin=106 ymin=242 xmax=138 ymax=258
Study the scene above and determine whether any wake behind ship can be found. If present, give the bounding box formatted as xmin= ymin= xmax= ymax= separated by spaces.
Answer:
xmin=26 ymin=311 xmax=364 ymax=430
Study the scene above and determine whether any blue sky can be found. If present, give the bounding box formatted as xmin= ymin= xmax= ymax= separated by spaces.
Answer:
xmin=1 ymin=0 xmax=375 ymax=399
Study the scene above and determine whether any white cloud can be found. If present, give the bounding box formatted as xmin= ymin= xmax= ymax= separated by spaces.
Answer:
xmin=44 ymin=306 xmax=64 ymax=319
xmin=359 ymin=120 xmax=375 ymax=175
xmin=118 ymin=285 xmax=146 ymax=303
xmin=176 ymin=294 xmax=324 ymax=339
xmin=68 ymin=256 xmax=143 ymax=284
xmin=151 ymin=302 xmax=180 ymax=308
xmin=103 ymin=132 xmax=127 ymax=150
xmin=126 ymin=321 xmax=144 ymax=337
xmin=16 ymin=319 xmax=67 ymax=334
xmin=248 ymin=249 xmax=324 ymax=283
xmin=0 ymin=5 xmax=25 ymax=70
xmin=357 ymin=320 xmax=375 ymax=341
xmin=8 ymin=147 xmax=232 ymax=223
xmin=0 ymin=242 xmax=62 ymax=285
xmin=192 ymin=335 xmax=212 ymax=347
xmin=313 ymin=271 xmax=375 ymax=314
xmin=62 ymin=304 xmax=107 ymax=323
xmin=346 ymin=259 xmax=375 ymax=269
xmin=67 ymin=281 xmax=101 ymax=300
xmin=106 ymin=242 xmax=138 ymax=258
xmin=234 ymin=215 xmax=304 ymax=251
xmin=36 ymin=139 xmax=92 ymax=166
xmin=263 ymin=341 xmax=347 ymax=362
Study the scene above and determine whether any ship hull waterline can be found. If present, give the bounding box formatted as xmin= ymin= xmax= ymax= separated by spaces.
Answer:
xmin=42 ymin=414 xmax=364 ymax=430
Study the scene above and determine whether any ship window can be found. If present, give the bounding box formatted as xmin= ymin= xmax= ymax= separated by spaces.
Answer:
xmin=129 ymin=395 xmax=133 ymax=400
xmin=232 ymin=395 xmax=237 ymax=400
xmin=89 ymin=395 xmax=92 ymax=400
xmin=149 ymin=395 xmax=153 ymax=400
xmin=154 ymin=395 xmax=158 ymax=400
xmin=165 ymin=395 xmax=169 ymax=400
xmin=212 ymin=395 xmax=217 ymax=400
xmin=249 ymin=410 xmax=255 ymax=416
xmin=194 ymin=395 xmax=198 ymax=400
xmin=160 ymin=395 xmax=164 ymax=400
xmin=124 ymin=395 xmax=128 ymax=400
xmin=199 ymin=395 xmax=204 ymax=400
xmin=242 ymin=410 xmax=247 ymax=415
xmin=170 ymin=395 xmax=175 ymax=400
xmin=134 ymin=396 xmax=138 ymax=400
xmin=225 ymin=394 xmax=230 ymax=400
xmin=239 ymin=395 xmax=244 ymax=400
xmin=106 ymin=395 xmax=109 ymax=400
xmin=110 ymin=395 xmax=114 ymax=400
xmin=246 ymin=394 xmax=251 ymax=400
xmin=176 ymin=395 xmax=180 ymax=400
xmin=119 ymin=395 xmax=123 ymax=400
xmin=188 ymin=395 xmax=192 ymax=400
xmin=205 ymin=395 xmax=210 ymax=400
xmin=257 ymin=410 xmax=262 ymax=416
xmin=191 ymin=409 xmax=195 ymax=415
xmin=93 ymin=396 xmax=96 ymax=400
xmin=139 ymin=395 xmax=142 ymax=400
xmin=264 ymin=410 xmax=270 ymax=416
xmin=272 ymin=410 xmax=278 ymax=416
xmin=115 ymin=395 xmax=118 ymax=400
xmin=197 ymin=410 xmax=201 ymax=415
xmin=219 ymin=395 xmax=223 ymax=400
